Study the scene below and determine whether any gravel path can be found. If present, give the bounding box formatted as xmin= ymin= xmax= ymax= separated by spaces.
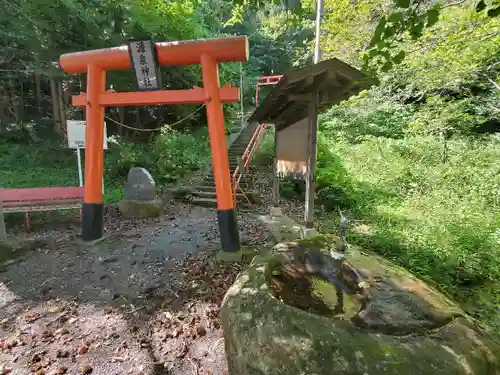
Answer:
xmin=0 ymin=203 xmax=274 ymax=375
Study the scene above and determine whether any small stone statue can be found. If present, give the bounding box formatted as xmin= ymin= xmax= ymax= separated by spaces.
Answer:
xmin=334 ymin=209 xmax=349 ymax=254
xmin=302 ymin=211 xmax=363 ymax=314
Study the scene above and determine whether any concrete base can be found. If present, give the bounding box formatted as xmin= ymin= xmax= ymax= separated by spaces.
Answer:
xmin=300 ymin=227 xmax=319 ymax=239
xmin=216 ymin=247 xmax=261 ymax=263
xmin=258 ymin=206 xmax=319 ymax=242
xmin=118 ymin=199 xmax=163 ymax=218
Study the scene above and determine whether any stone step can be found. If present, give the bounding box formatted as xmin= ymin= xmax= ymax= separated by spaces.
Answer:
xmin=191 ymin=197 xmax=217 ymax=208
xmin=206 ymin=170 xmax=243 ymax=176
xmin=192 ymin=191 xmax=248 ymax=200
xmin=200 ymin=182 xmax=251 ymax=191
xmin=192 ymin=191 xmax=217 ymax=198
xmin=204 ymin=176 xmax=250 ymax=183
xmin=230 ymin=143 xmax=249 ymax=147
xmin=193 ymin=185 xmax=216 ymax=191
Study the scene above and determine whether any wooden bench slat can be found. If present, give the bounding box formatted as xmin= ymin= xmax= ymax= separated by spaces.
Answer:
xmin=3 ymin=204 xmax=81 ymax=213
xmin=0 ymin=187 xmax=84 ymax=202
xmin=0 ymin=187 xmax=84 ymax=232
xmin=3 ymin=199 xmax=82 ymax=207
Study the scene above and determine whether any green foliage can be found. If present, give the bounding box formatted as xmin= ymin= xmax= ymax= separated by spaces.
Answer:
xmin=321 ymin=88 xmax=415 ymax=141
xmin=364 ymin=0 xmax=500 ymax=72
xmin=253 ymin=129 xmax=275 ymax=166
xmin=0 ymin=125 xmax=211 ymax=201
xmin=317 ymin=134 xmax=500 ymax=327
xmin=154 ymin=127 xmax=210 ymax=182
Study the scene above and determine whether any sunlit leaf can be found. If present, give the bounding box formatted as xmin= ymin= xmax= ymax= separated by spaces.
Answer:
xmin=393 ymin=50 xmax=406 ymax=64
xmin=381 ymin=61 xmax=393 ymax=72
xmin=369 ymin=16 xmax=386 ymax=47
xmin=426 ymin=8 xmax=440 ymax=27
xmin=395 ymin=0 xmax=411 ymax=9
xmin=388 ymin=12 xmax=404 ymax=23
xmin=476 ymin=0 xmax=487 ymax=12
xmin=487 ymin=5 xmax=500 ymax=16
xmin=384 ymin=25 xmax=397 ymax=38
xmin=410 ymin=20 xmax=424 ymax=40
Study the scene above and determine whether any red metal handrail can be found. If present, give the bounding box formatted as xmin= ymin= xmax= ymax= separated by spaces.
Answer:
xmin=231 ymin=123 xmax=268 ymax=206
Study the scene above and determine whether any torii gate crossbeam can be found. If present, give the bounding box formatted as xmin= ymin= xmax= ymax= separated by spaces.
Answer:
xmin=60 ymin=36 xmax=248 ymax=253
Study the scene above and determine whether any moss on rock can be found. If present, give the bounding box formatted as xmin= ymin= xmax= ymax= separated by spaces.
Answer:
xmin=221 ymin=241 xmax=500 ymax=375
xmin=118 ymin=199 xmax=163 ymax=218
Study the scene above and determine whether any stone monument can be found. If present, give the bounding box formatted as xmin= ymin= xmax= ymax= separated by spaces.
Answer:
xmin=118 ymin=167 xmax=163 ymax=217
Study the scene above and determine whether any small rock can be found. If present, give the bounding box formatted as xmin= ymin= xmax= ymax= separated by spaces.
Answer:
xmin=196 ymin=324 xmax=206 ymax=336
xmin=56 ymin=349 xmax=70 ymax=358
xmin=47 ymin=306 xmax=60 ymax=314
xmin=30 ymin=364 xmax=42 ymax=372
xmin=55 ymin=327 xmax=69 ymax=335
xmin=57 ymin=366 xmax=68 ymax=374
xmin=103 ymin=306 xmax=113 ymax=314
xmin=81 ymin=364 xmax=93 ymax=374
xmin=35 ymin=370 xmax=45 ymax=375
xmin=78 ymin=345 xmax=89 ymax=355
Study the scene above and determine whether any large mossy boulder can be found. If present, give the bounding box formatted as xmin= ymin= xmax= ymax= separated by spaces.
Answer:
xmin=221 ymin=238 xmax=500 ymax=375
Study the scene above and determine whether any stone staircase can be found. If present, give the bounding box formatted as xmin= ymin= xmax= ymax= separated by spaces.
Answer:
xmin=191 ymin=122 xmax=259 ymax=208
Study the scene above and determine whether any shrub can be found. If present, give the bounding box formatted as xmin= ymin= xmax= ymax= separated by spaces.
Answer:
xmin=253 ymin=128 xmax=275 ymax=167
xmin=318 ymin=134 xmax=500 ymax=327
xmin=154 ymin=127 xmax=210 ymax=183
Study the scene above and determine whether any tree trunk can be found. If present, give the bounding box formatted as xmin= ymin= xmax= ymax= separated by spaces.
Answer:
xmin=441 ymin=129 xmax=448 ymax=164
xmin=34 ymin=72 xmax=42 ymax=113
xmin=0 ymin=203 xmax=6 ymax=242
xmin=19 ymin=78 xmax=24 ymax=124
xmin=0 ymin=96 xmax=6 ymax=135
xmin=9 ymin=79 xmax=20 ymax=125
xmin=135 ymin=109 xmax=140 ymax=128
xmin=118 ymin=107 xmax=125 ymax=136
xmin=50 ymin=79 xmax=62 ymax=135
xmin=57 ymin=80 xmax=67 ymax=135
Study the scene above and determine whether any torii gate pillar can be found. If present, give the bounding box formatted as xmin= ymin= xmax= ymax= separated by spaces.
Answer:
xmin=60 ymin=37 xmax=248 ymax=252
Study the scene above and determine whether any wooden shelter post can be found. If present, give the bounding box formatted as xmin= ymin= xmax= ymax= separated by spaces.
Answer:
xmin=272 ymin=127 xmax=280 ymax=205
xmin=304 ymin=93 xmax=318 ymax=228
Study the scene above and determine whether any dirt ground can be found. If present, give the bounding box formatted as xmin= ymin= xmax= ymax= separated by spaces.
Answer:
xmin=0 ymin=203 xmax=274 ymax=375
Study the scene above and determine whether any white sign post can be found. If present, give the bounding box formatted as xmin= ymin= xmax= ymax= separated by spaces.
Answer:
xmin=67 ymin=120 xmax=108 ymax=192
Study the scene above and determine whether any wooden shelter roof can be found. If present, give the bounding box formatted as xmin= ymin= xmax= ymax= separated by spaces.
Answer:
xmin=248 ymin=58 xmax=374 ymax=131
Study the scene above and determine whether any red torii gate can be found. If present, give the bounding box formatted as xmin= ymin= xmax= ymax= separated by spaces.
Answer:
xmin=60 ymin=36 xmax=248 ymax=252
xmin=255 ymin=75 xmax=283 ymax=105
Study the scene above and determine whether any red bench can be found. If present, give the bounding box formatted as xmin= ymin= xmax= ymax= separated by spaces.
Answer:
xmin=0 ymin=187 xmax=84 ymax=231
